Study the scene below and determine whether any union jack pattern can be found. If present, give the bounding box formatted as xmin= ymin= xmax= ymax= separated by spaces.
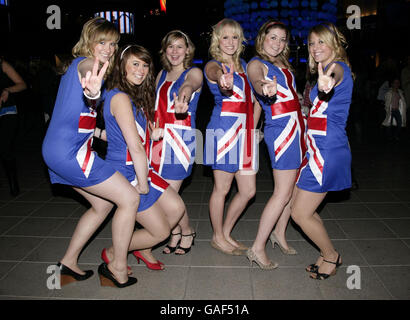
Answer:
xmin=76 ymin=109 xmax=97 ymax=178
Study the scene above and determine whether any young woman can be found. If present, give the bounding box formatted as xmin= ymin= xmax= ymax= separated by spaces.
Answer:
xmin=100 ymin=44 xmax=185 ymax=277
xmin=150 ymin=30 xmax=203 ymax=255
xmin=204 ymin=19 xmax=259 ymax=255
xmin=291 ymin=22 xmax=353 ymax=280
xmin=42 ymin=18 xmax=140 ymax=288
xmin=246 ymin=20 xmax=306 ymax=269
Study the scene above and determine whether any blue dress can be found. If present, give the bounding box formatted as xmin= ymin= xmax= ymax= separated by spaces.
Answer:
xmin=204 ymin=59 xmax=257 ymax=173
xmin=42 ymin=57 xmax=115 ymax=187
xmin=104 ymin=88 xmax=169 ymax=212
xmin=150 ymin=67 xmax=202 ymax=180
xmin=248 ymin=57 xmax=306 ymax=170
xmin=296 ymin=61 xmax=353 ymax=192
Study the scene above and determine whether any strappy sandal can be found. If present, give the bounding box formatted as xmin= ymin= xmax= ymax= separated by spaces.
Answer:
xmin=310 ymin=253 xmax=342 ymax=280
xmin=162 ymin=232 xmax=182 ymax=254
xmin=175 ymin=232 xmax=196 ymax=255
xmin=305 ymin=253 xmax=323 ymax=273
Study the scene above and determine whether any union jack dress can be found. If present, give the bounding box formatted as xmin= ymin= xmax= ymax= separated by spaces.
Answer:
xmin=296 ymin=61 xmax=353 ymax=193
xmin=249 ymin=57 xmax=306 ymax=170
xmin=149 ymin=67 xmax=202 ymax=180
xmin=42 ymin=57 xmax=115 ymax=187
xmin=104 ymin=88 xmax=169 ymax=212
xmin=204 ymin=59 xmax=258 ymax=173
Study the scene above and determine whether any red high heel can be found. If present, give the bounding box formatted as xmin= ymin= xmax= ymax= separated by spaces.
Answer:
xmin=101 ymin=248 xmax=133 ymax=275
xmin=132 ymin=250 xmax=164 ymax=270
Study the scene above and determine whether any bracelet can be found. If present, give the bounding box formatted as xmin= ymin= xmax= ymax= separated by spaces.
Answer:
xmin=83 ymin=90 xmax=101 ymax=100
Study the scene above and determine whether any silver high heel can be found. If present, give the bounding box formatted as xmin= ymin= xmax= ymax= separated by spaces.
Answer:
xmin=270 ymin=233 xmax=297 ymax=255
xmin=246 ymin=248 xmax=278 ymax=270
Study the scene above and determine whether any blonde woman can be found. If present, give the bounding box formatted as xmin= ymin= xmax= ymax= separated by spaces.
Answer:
xmin=291 ymin=22 xmax=353 ymax=280
xmin=42 ymin=18 xmax=141 ymax=287
xmin=204 ymin=19 xmax=258 ymax=255
xmin=246 ymin=20 xmax=306 ymax=269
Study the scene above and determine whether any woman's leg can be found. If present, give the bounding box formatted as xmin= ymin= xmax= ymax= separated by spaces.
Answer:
xmin=250 ymin=169 xmax=295 ymax=264
xmin=291 ymin=187 xmax=340 ymax=275
xmin=223 ymin=171 xmax=256 ymax=248
xmin=209 ymin=170 xmax=237 ymax=252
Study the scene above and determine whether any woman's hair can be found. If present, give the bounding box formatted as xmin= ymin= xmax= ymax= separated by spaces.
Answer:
xmin=254 ymin=20 xmax=293 ymax=71
xmin=107 ymin=45 xmax=156 ymax=122
xmin=159 ymin=30 xmax=195 ymax=71
xmin=307 ymin=22 xmax=351 ymax=75
xmin=59 ymin=17 xmax=120 ymax=74
xmin=209 ymin=18 xmax=246 ymax=72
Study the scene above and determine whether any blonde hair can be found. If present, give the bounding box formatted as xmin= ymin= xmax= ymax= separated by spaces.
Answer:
xmin=307 ymin=22 xmax=352 ymax=76
xmin=159 ymin=30 xmax=195 ymax=72
xmin=209 ymin=18 xmax=246 ymax=72
xmin=254 ymin=20 xmax=293 ymax=71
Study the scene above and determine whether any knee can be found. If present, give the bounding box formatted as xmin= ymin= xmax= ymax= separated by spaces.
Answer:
xmin=240 ymin=185 xmax=256 ymax=201
xmin=290 ymin=209 xmax=303 ymax=225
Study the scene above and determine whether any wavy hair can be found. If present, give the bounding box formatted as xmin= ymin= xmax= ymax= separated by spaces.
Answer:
xmin=254 ymin=20 xmax=293 ymax=71
xmin=106 ymin=45 xmax=156 ymax=122
xmin=159 ymin=30 xmax=195 ymax=71
xmin=209 ymin=18 xmax=246 ymax=72
xmin=307 ymin=22 xmax=352 ymax=76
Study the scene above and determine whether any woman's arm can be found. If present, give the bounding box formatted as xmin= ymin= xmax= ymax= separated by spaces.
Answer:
xmin=247 ymin=59 xmax=276 ymax=98
xmin=1 ymin=60 xmax=27 ymax=104
xmin=111 ymin=93 xmax=149 ymax=194
xmin=174 ymin=67 xmax=203 ymax=113
xmin=204 ymin=61 xmax=233 ymax=96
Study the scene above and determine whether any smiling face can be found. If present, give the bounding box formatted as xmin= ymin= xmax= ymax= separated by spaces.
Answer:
xmin=218 ymin=25 xmax=240 ymax=58
xmin=166 ymin=37 xmax=188 ymax=68
xmin=92 ymin=38 xmax=117 ymax=63
xmin=308 ymin=32 xmax=335 ymax=66
xmin=125 ymin=54 xmax=149 ymax=86
xmin=263 ymin=27 xmax=287 ymax=59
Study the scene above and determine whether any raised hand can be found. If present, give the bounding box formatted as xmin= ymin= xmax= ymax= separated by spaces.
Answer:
xmin=218 ymin=63 xmax=234 ymax=91
xmin=317 ymin=62 xmax=336 ymax=94
xmin=260 ymin=76 xmax=277 ymax=97
xmin=81 ymin=58 xmax=109 ymax=98
xmin=173 ymin=92 xmax=189 ymax=114
xmin=149 ymin=118 xmax=164 ymax=141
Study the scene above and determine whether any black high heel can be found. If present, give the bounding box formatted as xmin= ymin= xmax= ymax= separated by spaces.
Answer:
xmin=57 ymin=262 xmax=94 ymax=286
xmin=305 ymin=253 xmax=323 ymax=273
xmin=98 ymin=263 xmax=137 ymax=288
xmin=162 ymin=232 xmax=182 ymax=254
xmin=175 ymin=232 xmax=196 ymax=255
xmin=310 ymin=253 xmax=342 ymax=280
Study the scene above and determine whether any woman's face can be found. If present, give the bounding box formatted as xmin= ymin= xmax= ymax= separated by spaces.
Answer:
xmin=166 ymin=37 xmax=188 ymax=68
xmin=93 ymin=38 xmax=117 ymax=63
xmin=218 ymin=25 xmax=240 ymax=57
xmin=263 ymin=27 xmax=287 ymax=59
xmin=308 ymin=32 xmax=335 ymax=66
xmin=125 ymin=55 xmax=149 ymax=86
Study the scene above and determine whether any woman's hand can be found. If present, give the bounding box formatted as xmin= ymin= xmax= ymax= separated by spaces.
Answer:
xmin=260 ymin=76 xmax=277 ymax=97
xmin=317 ymin=62 xmax=336 ymax=94
xmin=81 ymin=58 xmax=109 ymax=98
xmin=173 ymin=92 xmax=189 ymax=114
xmin=0 ymin=89 xmax=9 ymax=105
xmin=218 ymin=63 xmax=234 ymax=91
xmin=149 ymin=118 xmax=164 ymax=141
xmin=135 ymin=181 xmax=149 ymax=194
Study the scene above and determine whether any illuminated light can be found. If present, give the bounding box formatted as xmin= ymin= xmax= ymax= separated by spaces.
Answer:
xmin=94 ymin=11 xmax=134 ymax=34
xmin=160 ymin=0 xmax=166 ymax=13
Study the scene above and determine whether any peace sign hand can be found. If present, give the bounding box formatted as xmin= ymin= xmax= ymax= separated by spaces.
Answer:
xmin=317 ymin=62 xmax=336 ymax=94
xmin=148 ymin=118 xmax=164 ymax=141
xmin=173 ymin=92 xmax=189 ymax=114
xmin=219 ymin=63 xmax=234 ymax=91
xmin=81 ymin=58 xmax=109 ymax=98
xmin=261 ymin=76 xmax=277 ymax=97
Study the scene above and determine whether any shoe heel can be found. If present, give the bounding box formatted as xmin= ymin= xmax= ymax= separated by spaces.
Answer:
xmin=60 ymin=274 xmax=76 ymax=287
xmin=99 ymin=274 xmax=116 ymax=287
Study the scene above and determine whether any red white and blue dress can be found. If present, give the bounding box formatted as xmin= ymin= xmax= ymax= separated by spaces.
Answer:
xmin=150 ymin=67 xmax=202 ymax=180
xmin=42 ymin=57 xmax=115 ymax=187
xmin=296 ymin=61 xmax=353 ymax=193
xmin=104 ymin=88 xmax=169 ymax=212
xmin=204 ymin=59 xmax=257 ymax=173
xmin=248 ymin=57 xmax=306 ymax=170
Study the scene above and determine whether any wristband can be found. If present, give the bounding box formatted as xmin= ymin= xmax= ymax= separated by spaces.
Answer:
xmin=83 ymin=90 xmax=101 ymax=100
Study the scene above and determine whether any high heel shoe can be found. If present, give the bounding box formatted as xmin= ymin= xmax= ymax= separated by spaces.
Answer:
xmin=101 ymin=248 xmax=133 ymax=274
xmin=269 ymin=233 xmax=297 ymax=255
xmin=57 ymin=262 xmax=94 ymax=286
xmin=310 ymin=253 xmax=342 ymax=280
xmin=246 ymin=249 xmax=278 ymax=270
xmin=305 ymin=253 xmax=323 ymax=273
xmin=175 ymin=232 xmax=196 ymax=255
xmin=162 ymin=232 xmax=182 ymax=254
xmin=132 ymin=250 xmax=164 ymax=270
xmin=98 ymin=263 xmax=137 ymax=288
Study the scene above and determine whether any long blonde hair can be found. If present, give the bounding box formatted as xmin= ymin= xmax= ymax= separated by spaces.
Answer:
xmin=307 ymin=22 xmax=352 ymax=76
xmin=159 ymin=30 xmax=195 ymax=72
xmin=255 ymin=20 xmax=293 ymax=71
xmin=208 ymin=18 xmax=246 ymax=72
